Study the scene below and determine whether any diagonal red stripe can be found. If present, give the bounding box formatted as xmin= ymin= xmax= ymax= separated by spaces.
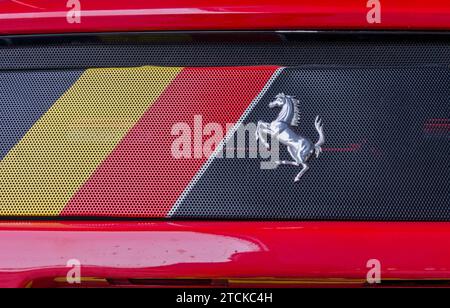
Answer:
xmin=62 ymin=66 xmax=278 ymax=217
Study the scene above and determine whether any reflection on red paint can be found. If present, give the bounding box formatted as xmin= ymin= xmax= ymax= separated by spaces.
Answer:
xmin=3 ymin=0 xmax=450 ymax=34
xmin=2 ymin=221 xmax=450 ymax=287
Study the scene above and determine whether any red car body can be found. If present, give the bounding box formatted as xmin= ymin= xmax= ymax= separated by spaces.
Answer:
xmin=2 ymin=0 xmax=450 ymax=34
xmin=2 ymin=222 xmax=450 ymax=288
xmin=0 ymin=0 xmax=450 ymax=288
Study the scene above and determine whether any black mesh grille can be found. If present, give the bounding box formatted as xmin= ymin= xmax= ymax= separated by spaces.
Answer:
xmin=173 ymin=67 xmax=450 ymax=220
xmin=3 ymin=32 xmax=450 ymax=69
xmin=0 ymin=31 xmax=449 ymax=221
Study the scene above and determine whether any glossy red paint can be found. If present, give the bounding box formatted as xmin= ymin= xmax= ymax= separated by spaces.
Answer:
xmin=1 ymin=221 xmax=450 ymax=287
xmin=1 ymin=0 xmax=450 ymax=35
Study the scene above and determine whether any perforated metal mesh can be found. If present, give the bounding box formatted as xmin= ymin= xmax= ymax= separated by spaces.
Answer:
xmin=4 ymin=32 xmax=450 ymax=69
xmin=0 ymin=66 xmax=181 ymax=216
xmin=59 ymin=66 xmax=276 ymax=218
xmin=0 ymin=32 xmax=449 ymax=220
xmin=173 ymin=67 xmax=450 ymax=220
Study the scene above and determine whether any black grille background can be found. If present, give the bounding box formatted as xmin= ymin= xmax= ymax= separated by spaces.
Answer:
xmin=173 ymin=67 xmax=450 ymax=220
xmin=4 ymin=31 xmax=450 ymax=69
xmin=0 ymin=31 xmax=449 ymax=221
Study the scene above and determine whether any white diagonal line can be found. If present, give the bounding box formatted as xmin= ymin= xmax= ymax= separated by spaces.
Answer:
xmin=167 ymin=67 xmax=284 ymax=217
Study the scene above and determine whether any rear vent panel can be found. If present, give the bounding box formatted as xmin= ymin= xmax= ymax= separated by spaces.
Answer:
xmin=0 ymin=32 xmax=448 ymax=220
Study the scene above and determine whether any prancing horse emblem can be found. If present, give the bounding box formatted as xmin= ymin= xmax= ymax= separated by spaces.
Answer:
xmin=255 ymin=93 xmax=325 ymax=182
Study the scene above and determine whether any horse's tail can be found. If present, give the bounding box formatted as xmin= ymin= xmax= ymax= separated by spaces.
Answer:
xmin=314 ymin=116 xmax=325 ymax=158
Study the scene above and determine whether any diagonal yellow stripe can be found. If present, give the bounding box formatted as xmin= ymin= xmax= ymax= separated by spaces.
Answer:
xmin=0 ymin=66 xmax=181 ymax=216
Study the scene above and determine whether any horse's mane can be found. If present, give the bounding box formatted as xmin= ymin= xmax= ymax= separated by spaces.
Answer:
xmin=277 ymin=93 xmax=300 ymax=126
xmin=290 ymin=97 xmax=300 ymax=127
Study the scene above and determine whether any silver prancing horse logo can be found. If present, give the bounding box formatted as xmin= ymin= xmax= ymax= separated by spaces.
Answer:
xmin=255 ymin=93 xmax=325 ymax=182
